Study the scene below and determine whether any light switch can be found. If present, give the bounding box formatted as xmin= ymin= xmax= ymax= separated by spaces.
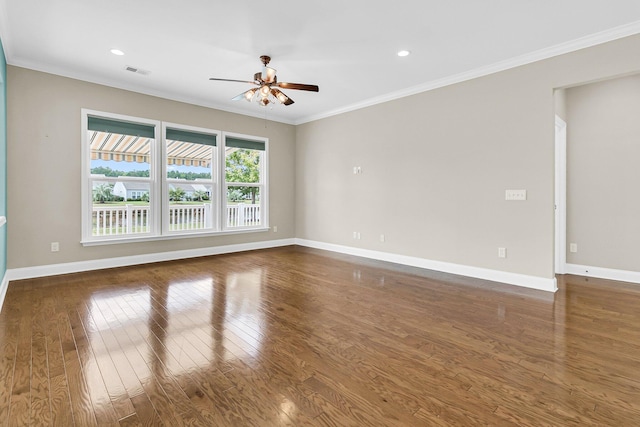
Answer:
xmin=505 ymin=189 xmax=527 ymax=201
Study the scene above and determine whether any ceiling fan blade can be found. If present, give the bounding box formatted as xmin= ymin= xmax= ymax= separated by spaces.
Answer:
xmin=209 ymin=78 xmax=257 ymax=84
xmin=275 ymin=82 xmax=319 ymax=92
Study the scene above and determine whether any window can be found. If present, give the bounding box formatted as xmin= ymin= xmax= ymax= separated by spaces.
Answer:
xmin=224 ymin=135 xmax=267 ymax=229
xmin=163 ymin=125 xmax=219 ymax=234
xmin=82 ymin=110 xmax=268 ymax=244
xmin=82 ymin=113 xmax=160 ymax=240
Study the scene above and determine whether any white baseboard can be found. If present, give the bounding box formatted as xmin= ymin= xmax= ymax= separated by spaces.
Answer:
xmin=295 ymin=239 xmax=557 ymax=293
xmin=4 ymin=237 xmax=558 ymax=295
xmin=565 ymin=263 xmax=640 ymax=284
xmin=6 ymin=238 xmax=296 ymax=282
xmin=0 ymin=271 xmax=9 ymax=313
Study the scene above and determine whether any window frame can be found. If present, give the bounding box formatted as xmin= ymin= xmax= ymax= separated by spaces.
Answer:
xmin=81 ymin=109 xmax=162 ymax=244
xmin=161 ymin=122 xmax=221 ymax=236
xmin=81 ymin=110 xmax=269 ymax=246
xmin=222 ymin=132 xmax=269 ymax=231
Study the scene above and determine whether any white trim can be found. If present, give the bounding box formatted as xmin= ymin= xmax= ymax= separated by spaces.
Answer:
xmin=6 ymin=56 xmax=297 ymax=125
xmin=0 ymin=216 xmax=5 ymax=228
xmin=81 ymin=226 xmax=270 ymax=246
xmin=161 ymin=121 xmax=220 ymax=236
xmin=5 ymin=21 xmax=640 ymax=126
xmin=5 ymin=237 xmax=558 ymax=292
xmin=0 ymin=271 xmax=8 ymax=313
xmin=555 ymin=115 xmax=567 ymax=274
xmin=295 ymin=239 xmax=557 ymax=293
xmin=565 ymin=263 xmax=640 ymax=285
xmin=82 ymin=112 xmax=270 ymax=243
xmin=81 ymin=109 xmax=162 ymax=243
xmin=222 ymin=132 xmax=269 ymax=231
xmin=6 ymin=238 xmax=295 ymax=282
xmin=295 ymin=20 xmax=640 ymax=125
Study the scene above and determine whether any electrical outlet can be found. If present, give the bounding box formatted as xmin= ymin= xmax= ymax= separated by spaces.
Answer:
xmin=380 ymin=234 xmax=385 ymax=242
xmin=505 ymin=189 xmax=527 ymax=201
xmin=498 ymin=247 xmax=506 ymax=258
xmin=273 ymin=226 xmax=278 ymax=233
xmin=570 ymin=243 xmax=578 ymax=253
xmin=353 ymin=231 xmax=361 ymax=240
xmin=51 ymin=242 xmax=59 ymax=252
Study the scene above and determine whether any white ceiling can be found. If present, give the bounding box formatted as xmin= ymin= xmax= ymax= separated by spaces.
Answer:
xmin=1 ymin=1 xmax=640 ymax=125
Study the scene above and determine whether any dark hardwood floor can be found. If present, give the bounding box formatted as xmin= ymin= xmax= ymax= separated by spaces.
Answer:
xmin=1 ymin=245 xmax=639 ymax=426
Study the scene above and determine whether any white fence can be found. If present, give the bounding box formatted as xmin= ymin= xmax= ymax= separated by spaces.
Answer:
xmin=226 ymin=204 xmax=261 ymax=228
xmin=169 ymin=204 xmax=211 ymax=231
xmin=93 ymin=203 xmax=260 ymax=235
xmin=93 ymin=205 xmax=150 ymax=235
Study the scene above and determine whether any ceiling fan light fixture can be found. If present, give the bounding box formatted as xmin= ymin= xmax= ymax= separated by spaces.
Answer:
xmin=271 ymin=88 xmax=290 ymax=105
xmin=210 ymin=55 xmax=318 ymax=108
xmin=262 ymin=66 xmax=277 ymax=83
xmin=244 ymin=88 xmax=257 ymax=101
xmin=259 ymin=85 xmax=271 ymax=97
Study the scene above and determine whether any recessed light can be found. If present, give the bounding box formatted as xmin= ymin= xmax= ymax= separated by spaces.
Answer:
xmin=110 ymin=49 xmax=125 ymax=56
xmin=397 ymin=50 xmax=410 ymax=57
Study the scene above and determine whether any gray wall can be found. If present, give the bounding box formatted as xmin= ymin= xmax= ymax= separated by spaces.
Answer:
xmin=8 ymin=33 xmax=640 ymax=280
xmin=566 ymin=73 xmax=640 ymax=271
xmin=296 ymin=34 xmax=640 ymax=280
xmin=7 ymin=67 xmax=295 ymax=269
xmin=0 ymin=39 xmax=6 ymax=279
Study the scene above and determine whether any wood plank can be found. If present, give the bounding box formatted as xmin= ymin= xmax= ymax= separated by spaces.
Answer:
xmin=67 ymin=307 xmax=119 ymax=425
xmin=0 ymin=309 xmax=20 ymax=427
xmin=3 ymin=246 xmax=640 ymax=425
xmin=8 ymin=312 xmax=32 ymax=426
xmin=81 ymin=300 xmax=136 ymax=420
xmin=43 ymin=303 xmax=74 ymax=427
xmin=30 ymin=306 xmax=52 ymax=426
xmin=56 ymin=310 xmax=98 ymax=426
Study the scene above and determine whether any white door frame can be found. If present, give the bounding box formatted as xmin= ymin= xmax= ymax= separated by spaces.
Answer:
xmin=555 ymin=115 xmax=567 ymax=274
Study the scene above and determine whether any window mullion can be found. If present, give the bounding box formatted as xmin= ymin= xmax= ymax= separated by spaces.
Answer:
xmin=83 ymin=111 xmax=268 ymax=244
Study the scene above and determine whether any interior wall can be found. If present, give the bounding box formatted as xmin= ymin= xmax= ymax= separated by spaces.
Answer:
xmin=0 ymin=38 xmax=6 ymax=280
xmin=296 ymin=34 xmax=640 ymax=280
xmin=6 ymin=67 xmax=295 ymax=269
xmin=566 ymin=73 xmax=640 ymax=272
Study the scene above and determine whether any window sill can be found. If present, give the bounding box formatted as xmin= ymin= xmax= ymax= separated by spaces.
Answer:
xmin=81 ymin=227 xmax=270 ymax=246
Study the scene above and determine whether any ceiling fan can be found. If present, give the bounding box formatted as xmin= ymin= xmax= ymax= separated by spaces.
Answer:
xmin=209 ymin=55 xmax=319 ymax=107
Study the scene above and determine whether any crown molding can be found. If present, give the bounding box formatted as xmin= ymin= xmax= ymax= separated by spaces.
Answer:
xmin=3 ymin=17 xmax=640 ymax=127
xmin=294 ymin=20 xmax=640 ymax=125
xmin=6 ymin=58 xmax=297 ymax=126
